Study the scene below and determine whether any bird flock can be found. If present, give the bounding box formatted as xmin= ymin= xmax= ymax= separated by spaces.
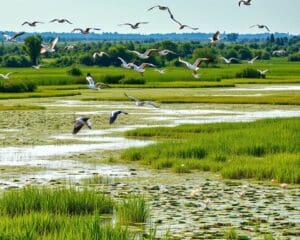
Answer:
xmin=0 ymin=0 xmax=273 ymax=134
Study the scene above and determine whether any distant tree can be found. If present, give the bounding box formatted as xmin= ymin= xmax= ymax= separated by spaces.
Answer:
xmin=226 ymin=33 xmax=239 ymax=42
xmin=23 ymin=35 xmax=42 ymax=65
xmin=238 ymin=47 xmax=253 ymax=60
xmin=225 ymin=49 xmax=239 ymax=59
xmin=192 ymin=47 xmax=219 ymax=65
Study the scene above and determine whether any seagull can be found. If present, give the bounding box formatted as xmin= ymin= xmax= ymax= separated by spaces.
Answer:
xmin=257 ymin=69 xmax=269 ymax=77
xmin=128 ymin=63 xmax=156 ymax=76
xmin=92 ymin=52 xmax=110 ymax=59
xmin=0 ymin=72 xmax=14 ymax=80
xmin=250 ymin=24 xmax=270 ymax=32
xmin=154 ymin=69 xmax=167 ymax=74
xmin=109 ymin=110 xmax=128 ymax=124
xmin=210 ymin=31 xmax=220 ymax=43
xmin=148 ymin=5 xmax=175 ymax=19
xmin=1 ymin=32 xmax=25 ymax=42
xmin=158 ymin=49 xmax=176 ymax=56
xmin=170 ymin=17 xmax=199 ymax=30
xmin=127 ymin=49 xmax=158 ymax=59
xmin=64 ymin=45 xmax=76 ymax=51
xmin=247 ymin=56 xmax=259 ymax=64
xmin=22 ymin=21 xmax=44 ymax=27
xmin=71 ymin=28 xmax=101 ymax=34
xmin=73 ymin=117 xmax=92 ymax=134
xmin=220 ymin=56 xmax=240 ymax=64
xmin=118 ymin=22 xmax=148 ymax=29
xmin=272 ymin=50 xmax=287 ymax=56
xmin=40 ymin=37 xmax=59 ymax=54
xmin=178 ymin=57 xmax=209 ymax=74
xmin=124 ymin=93 xmax=160 ymax=108
xmin=239 ymin=0 xmax=252 ymax=7
xmin=118 ymin=57 xmax=131 ymax=69
xmin=50 ymin=18 xmax=73 ymax=24
xmin=32 ymin=64 xmax=42 ymax=69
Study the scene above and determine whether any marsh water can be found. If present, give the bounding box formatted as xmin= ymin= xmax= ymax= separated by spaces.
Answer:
xmin=0 ymin=84 xmax=299 ymax=239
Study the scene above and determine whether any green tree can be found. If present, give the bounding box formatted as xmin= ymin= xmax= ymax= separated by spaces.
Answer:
xmin=23 ymin=35 xmax=42 ymax=65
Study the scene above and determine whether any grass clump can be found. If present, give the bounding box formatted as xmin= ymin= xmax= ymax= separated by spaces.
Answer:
xmin=123 ymin=118 xmax=300 ymax=183
xmin=117 ymin=195 xmax=149 ymax=224
xmin=0 ymin=79 xmax=37 ymax=93
xmin=236 ymin=68 xmax=262 ymax=79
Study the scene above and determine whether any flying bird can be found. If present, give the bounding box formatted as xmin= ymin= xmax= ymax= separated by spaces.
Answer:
xmin=118 ymin=57 xmax=131 ymax=69
xmin=220 ymin=56 xmax=240 ymax=64
xmin=0 ymin=72 xmax=14 ymax=80
xmin=154 ymin=69 xmax=167 ymax=74
xmin=257 ymin=69 xmax=269 ymax=77
xmin=124 ymin=93 xmax=160 ymax=108
xmin=247 ymin=56 xmax=259 ymax=64
xmin=250 ymin=24 xmax=270 ymax=32
xmin=118 ymin=22 xmax=148 ymax=29
xmin=148 ymin=5 xmax=175 ymax=19
xmin=109 ymin=110 xmax=128 ymax=124
xmin=92 ymin=51 xmax=110 ymax=59
xmin=239 ymin=0 xmax=252 ymax=7
xmin=127 ymin=49 xmax=158 ymax=59
xmin=178 ymin=57 xmax=209 ymax=74
xmin=50 ymin=18 xmax=73 ymax=24
xmin=32 ymin=64 xmax=42 ymax=69
xmin=40 ymin=37 xmax=59 ymax=54
xmin=158 ymin=49 xmax=176 ymax=56
xmin=64 ymin=45 xmax=77 ymax=51
xmin=71 ymin=28 xmax=101 ymax=34
xmin=73 ymin=117 xmax=92 ymax=134
xmin=128 ymin=63 xmax=156 ymax=76
xmin=2 ymin=32 xmax=25 ymax=42
xmin=170 ymin=17 xmax=199 ymax=30
xmin=210 ymin=31 xmax=220 ymax=43
xmin=22 ymin=21 xmax=44 ymax=27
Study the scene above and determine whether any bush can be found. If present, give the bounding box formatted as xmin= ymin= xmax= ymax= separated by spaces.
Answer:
xmin=101 ymin=75 xmax=124 ymax=84
xmin=119 ymin=77 xmax=145 ymax=85
xmin=67 ymin=66 xmax=83 ymax=76
xmin=236 ymin=68 xmax=261 ymax=78
xmin=0 ymin=79 xmax=37 ymax=93
xmin=1 ymin=55 xmax=31 ymax=67
xmin=288 ymin=53 xmax=300 ymax=62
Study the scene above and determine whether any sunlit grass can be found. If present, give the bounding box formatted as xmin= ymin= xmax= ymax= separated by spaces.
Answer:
xmin=123 ymin=118 xmax=300 ymax=183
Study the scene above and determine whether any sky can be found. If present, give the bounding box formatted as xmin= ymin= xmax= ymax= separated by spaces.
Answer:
xmin=0 ymin=0 xmax=299 ymax=34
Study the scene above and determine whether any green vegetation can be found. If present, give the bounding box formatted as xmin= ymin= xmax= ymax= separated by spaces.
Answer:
xmin=0 ymin=79 xmax=36 ymax=93
xmin=0 ymin=104 xmax=45 ymax=111
xmin=123 ymin=118 xmax=300 ymax=183
xmin=0 ymin=187 xmax=153 ymax=239
xmin=236 ymin=68 xmax=262 ymax=79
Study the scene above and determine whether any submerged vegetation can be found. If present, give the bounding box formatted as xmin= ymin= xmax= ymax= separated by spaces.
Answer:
xmin=123 ymin=118 xmax=300 ymax=183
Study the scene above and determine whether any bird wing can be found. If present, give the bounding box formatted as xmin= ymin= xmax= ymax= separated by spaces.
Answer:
xmin=6 ymin=72 xmax=13 ymax=77
xmin=0 ymin=74 xmax=5 ymax=78
xmin=144 ymin=101 xmax=160 ymax=108
xmin=178 ymin=57 xmax=190 ymax=67
xmin=118 ymin=57 xmax=127 ymax=65
xmin=144 ymin=48 xmax=158 ymax=56
xmin=229 ymin=57 xmax=240 ymax=62
xmin=12 ymin=32 xmax=25 ymax=39
xmin=213 ymin=31 xmax=220 ymax=41
xmin=73 ymin=121 xmax=84 ymax=134
xmin=182 ymin=25 xmax=199 ymax=30
xmin=124 ymin=92 xmax=139 ymax=102
xmin=119 ymin=23 xmax=134 ymax=28
xmin=100 ymin=52 xmax=110 ymax=57
xmin=251 ymin=56 xmax=259 ymax=62
xmin=92 ymin=28 xmax=101 ymax=31
xmin=193 ymin=58 xmax=209 ymax=67
xmin=140 ymin=63 xmax=156 ymax=69
xmin=50 ymin=37 xmax=59 ymax=49
xmin=128 ymin=50 xmax=141 ymax=56
xmin=64 ymin=19 xmax=73 ymax=24
xmin=21 ymin=22 xmax=29 ymax=26
xmin=50 ymin=19 xmax=58 ymax=23
xmin=93 ymin=52 xmax=99 ymax=59
xmin=249 ymin=25 xmax=257 ymax=28
xmin=264 ymin=25 xmax=270 ymax=31
xmin=72 ymin=28 xmax=83 ymax=33
xmin=148 ymin=5 xmax=158 ymax=11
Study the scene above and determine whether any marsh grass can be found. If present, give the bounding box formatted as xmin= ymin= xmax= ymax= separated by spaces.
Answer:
xmin=123 ymin=118 xmax=300 ymax=183
xmin=0 ymin=105 xmax=45 ymax=111
xmin=0 ymin=187 xmax=114 ymax=215
xmin=117 ymin=195 xmax=149 ymax=224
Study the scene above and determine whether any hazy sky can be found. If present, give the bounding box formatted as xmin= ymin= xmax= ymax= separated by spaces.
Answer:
xmin=1 ymin=0 xmax=299 ymax=34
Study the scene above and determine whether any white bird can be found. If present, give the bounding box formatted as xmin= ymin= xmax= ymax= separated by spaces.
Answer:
xmin=64 ymin=45 xmax=76 ymax=51
xmin=118 ymin=57 xmax=131 ymax=69
xmin=272 ymin=50 xmax=287 ymax=56
xmin=73 ymin=117 xmax=92 ymax=134
xmin=50 ymin=18 xmax=73 ymax=24
xmin=257 ymin=69 xmax=269 ymax=77
xmin=178 ymin=57 xmax=209 ymax=74
xmin=22 ymin=21 xmax=44 ymax=27
xmin=148 ymin=5 xmax=176 ymax=24
xmin=92 ymin=52 xmax=110 ymax=59
xmin=86 ymin=73 xmax=98 ymax=89
xmin=2 ymin=32 xmax=25 ymax=42
xmin=127 ymin=49 xmax=158 ymax=59
xmin=250 ymin=24 xmax=270 ymax=32
xmin=128 ymin=63 xmax=156 ymax=76
xmin=40 ymin=37 xmax=59 ymax=54
xmin=0 ymin=72 xmax=14 ymax=80
xmin=71 ymin=28 xmax=101 ymax=34
xmin=154 ymin=69 xmax=167 ymax=74
xmin=109 ymin=110 xmax=128 ymax=124
xmin=239 ymin=0 xmax=252 ymax=7
xmin=192 ymin=73 xmax=202 ymax=79
xmin=124 ymin=93 xmax=160 ymax=108
xmin=247 ymin=56 xmax=259 ymax=64
xmin=118 ymin=22 xmax=148 ymax=29
xmin=158 ymin=49 xmax=176 ymax=56
xmin=210 ymin=31 xmax=220 ymax=43
xmin=32 ymin=64 xmax=42 ymax=69
xmin=171 ymin=17 xmax=199 ymax=30
xmin=220 ymin=56 xmax=240 ymax=64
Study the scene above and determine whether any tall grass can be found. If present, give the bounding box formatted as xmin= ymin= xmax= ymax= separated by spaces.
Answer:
xmin=0 ymin=187 xmax=114 ymax=215
xmin=123 ymin=118 xmax=300 ymax=183
xmin=117 ymin=195 xmax=149 ymax=224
